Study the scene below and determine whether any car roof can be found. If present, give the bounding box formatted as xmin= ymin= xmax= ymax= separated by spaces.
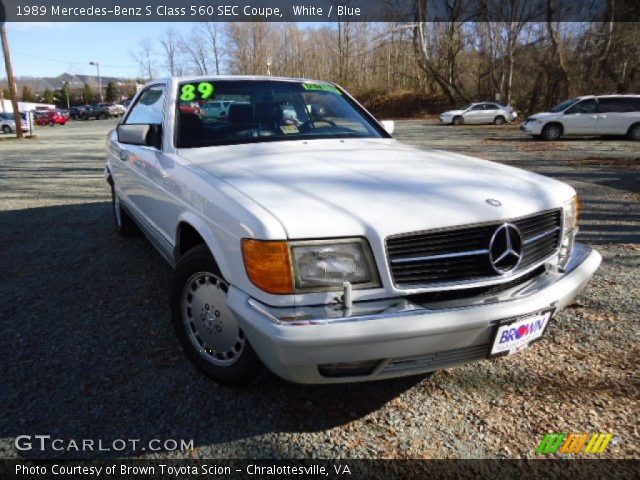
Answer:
xmin=576 ymin=94 xmax=640 ymax=99
xmin=149 ymin=75 xmax=338 ymax=88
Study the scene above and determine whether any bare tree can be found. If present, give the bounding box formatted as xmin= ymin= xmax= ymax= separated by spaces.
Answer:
xmin=130 ymin=38 xmax=155 ymax=80
xmin=181 ymin=26 xmax=209 ymax=75
xmin=159 ymin=28 xmax=185 ymax=76
xmin=200 ymin=23 xmax=226 ymax=75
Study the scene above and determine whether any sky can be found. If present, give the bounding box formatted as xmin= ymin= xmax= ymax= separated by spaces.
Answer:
xmin=4 ymin=22 xmax=205 ymax=79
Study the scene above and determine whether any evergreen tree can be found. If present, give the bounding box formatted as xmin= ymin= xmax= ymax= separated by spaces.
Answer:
xmin=105 ymin=81 xmax=119 ymax=103
xmin=21 ymin=85 xmax=37 ymax=102
xmin=83 ymin=84 xmax=95 ymax=104
xmin=43 ymin=88 xmax=55 ymax=104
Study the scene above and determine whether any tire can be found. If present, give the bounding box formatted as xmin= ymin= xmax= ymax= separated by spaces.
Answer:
xmin=110 ymin=185 xmax=137 ymax=236
xmin=493 ymin=115 xmax=506 ymax=125
xmin=628 ymin=123 xmax=640 ymax=141
xmin=80 ymin=114 xmax=88 ymax=121
xmin=170 ymin=244 xmax=265 ymax=386
xmin=49 ymin=120 xmax=55 ymax=127
xmin=452 ymin=116 xmax=463 ymax=126
xmin=2 ymin=125 xmax=10 ymax=134
xmin=541 ymin=123 xmax=562 ymax=141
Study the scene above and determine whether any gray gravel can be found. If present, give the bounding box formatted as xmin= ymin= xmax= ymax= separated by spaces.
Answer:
xmin=0 ymin=119 xmax=638 ymax=459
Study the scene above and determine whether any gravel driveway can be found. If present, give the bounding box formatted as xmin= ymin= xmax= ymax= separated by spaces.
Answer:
xmin=0 ymin=120 xmax=637 ymax=459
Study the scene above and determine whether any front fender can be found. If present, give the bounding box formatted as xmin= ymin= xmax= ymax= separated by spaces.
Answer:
xmin=174 ymin=211 xmax=234 ymax=282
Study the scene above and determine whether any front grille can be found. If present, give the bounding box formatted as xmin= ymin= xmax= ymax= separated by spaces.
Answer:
xmin=387 ymin=209 xmax=561 ymax=287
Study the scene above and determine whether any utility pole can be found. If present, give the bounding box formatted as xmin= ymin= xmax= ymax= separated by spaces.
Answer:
xmin=90 ymin=61 xmax=103 ymax=102
xmin=60 ymin=81 xmax=70 ymax=110
xmin=1 ymin=24 xmax=24 ymax=138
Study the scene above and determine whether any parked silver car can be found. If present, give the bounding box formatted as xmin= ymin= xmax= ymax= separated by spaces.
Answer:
xmin=440 ymin=102 xmax=518 ymax=125
xmin=521 ymin=95 xmax=640 ymax=140
xmin=0 ymin=112 xmax=28 ymax=134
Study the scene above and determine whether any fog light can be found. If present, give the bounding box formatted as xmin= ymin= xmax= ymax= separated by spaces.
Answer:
xmin=318 ymin=360 xmax=379 ymax=378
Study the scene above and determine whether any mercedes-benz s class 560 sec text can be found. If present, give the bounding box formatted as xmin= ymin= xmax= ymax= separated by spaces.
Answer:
xmin=105 ymin=77 xmax=601 ymax=385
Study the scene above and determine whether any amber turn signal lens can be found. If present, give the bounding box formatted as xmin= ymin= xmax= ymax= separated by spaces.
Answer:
xmin=242 ymin=239 xmax=294 ymax=294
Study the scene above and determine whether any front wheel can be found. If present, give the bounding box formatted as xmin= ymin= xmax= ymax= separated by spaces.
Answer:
xmin=2 ymin=125 xmax=10 ymax=134
xmin=170 ymin=245 xmax=265 ymax=386
xmin=541 ymin=123 xmax=562 ymax=141
xmin=628 ymin=124 xmax=640 ymax=141
xmin=452 ymin=116 xmax=463 ymax=126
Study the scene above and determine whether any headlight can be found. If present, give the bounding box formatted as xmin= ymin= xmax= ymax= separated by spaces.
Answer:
xmin=241 ymin=238 xmax=379 ymax=294
xmin=558 ymin=195 xmax=580 ymax=269
xmin=562 ymin=195 xmax=580 ymax=235
xmin=290 ymin=239 xmax=379 ymax=290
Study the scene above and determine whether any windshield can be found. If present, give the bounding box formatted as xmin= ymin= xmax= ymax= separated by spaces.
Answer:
xmin=175 ymin=80 xmax=385 ymax=147
xmin=550 ymin=98 xmax=579 ymax=112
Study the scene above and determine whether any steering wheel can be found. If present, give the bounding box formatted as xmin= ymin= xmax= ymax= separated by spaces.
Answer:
xmin=299 ymin=118 xmax=336 ymax=131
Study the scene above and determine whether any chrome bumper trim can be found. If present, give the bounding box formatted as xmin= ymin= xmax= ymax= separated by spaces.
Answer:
xmin=248 ymin=243 xmax=595 ymax=326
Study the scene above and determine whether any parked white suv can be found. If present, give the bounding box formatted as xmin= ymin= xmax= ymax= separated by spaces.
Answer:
xmin=105 ymin=76 xmax=600 ymax=386
xmin=521 ymin=95 xmax=640 ymax=140
xmin=440 ymin=102 xmax=517 ymax=125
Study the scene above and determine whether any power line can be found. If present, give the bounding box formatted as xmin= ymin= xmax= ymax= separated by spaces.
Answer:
xmin=12 ymin=51 xmax=137 ymax=69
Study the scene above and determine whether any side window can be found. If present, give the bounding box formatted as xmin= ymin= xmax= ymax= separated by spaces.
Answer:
xmin=485 ymin=104 xmax=497 ymax=110
xmin=470 ymin=105 xmax=483 ymax=111
xmin=566 ymin=99 xmax=596 ymax=114
xmin=598 ymin=97 xmax=635 ymax=113
xmin=125 ymin=86 xmax=165 ymax=125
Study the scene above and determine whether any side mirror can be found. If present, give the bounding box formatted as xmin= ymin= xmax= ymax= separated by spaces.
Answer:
xmin=381 ymin=120 xmax=395 ymax=135
xmin=117 ymin=124 xmax=162 ymax=149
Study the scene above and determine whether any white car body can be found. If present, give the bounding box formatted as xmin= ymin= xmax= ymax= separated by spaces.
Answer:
xmin=0 ymin=112 xmax=28 ymax=133
xmin=521 ymin=95 xmax=640 ymax=139
xmin=105 ymin=76 xmax=600 ymax=384
xmin=440 ymin=102 xmax=517 ymax=125
xmin=201 ymin=100 xmax=233 ymax=120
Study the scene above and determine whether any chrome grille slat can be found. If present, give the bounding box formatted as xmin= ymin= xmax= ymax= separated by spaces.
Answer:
xmin=387 ymin=209 xmax=562 ymax=287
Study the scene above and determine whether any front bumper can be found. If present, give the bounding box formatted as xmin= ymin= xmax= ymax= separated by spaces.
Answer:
xmin=521 ymin=121 xmax=543 ymax=135
xmin=228 ymin=243 xmax=601 ymax=384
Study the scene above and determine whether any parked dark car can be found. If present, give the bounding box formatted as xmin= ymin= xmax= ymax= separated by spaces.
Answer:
xmin=69 ymin=106 xmax=90 ymax=120
xmin=80 ymin=103 xmax=110 ymax=120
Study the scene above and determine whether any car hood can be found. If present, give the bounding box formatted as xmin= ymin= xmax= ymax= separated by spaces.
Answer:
xmin=528 ymin=112 xmax=560 ymax=120
xmin=181 ymin=138 xmax=573 ymax=239
xmin=441 ymin=110 xmax=465 ymax=116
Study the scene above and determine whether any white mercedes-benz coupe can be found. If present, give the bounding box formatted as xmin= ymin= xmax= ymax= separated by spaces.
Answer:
xmin=105 ymin=76 xmax=600 ymax=385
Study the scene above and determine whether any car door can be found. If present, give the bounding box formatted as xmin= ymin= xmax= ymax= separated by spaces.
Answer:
xmin=110 ymin=85 xmax=167 ymax=236
xmin=562 ymin=99 xmax=598 ymax=135
xmin=463 ymin=104 xmax=485 ymax=124
xmin=483 ymin=103 xmax=499 ymax=123
xmin=596 ymin=97 xmax=635 ymax=135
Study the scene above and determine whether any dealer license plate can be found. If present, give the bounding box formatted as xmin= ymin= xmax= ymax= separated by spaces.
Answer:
xmin=490 ymin=311 xmax=552 ymax=355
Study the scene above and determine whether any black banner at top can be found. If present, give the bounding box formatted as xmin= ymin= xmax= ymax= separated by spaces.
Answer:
xmin=1 ymin=0 xmax=639 ymax=23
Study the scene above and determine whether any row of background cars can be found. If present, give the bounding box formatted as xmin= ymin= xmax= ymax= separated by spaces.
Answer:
xmin=439 ymin=94 xmax=640 ymax=140
xmin=69 ymin=102 xmax=127 ymax=121
xmin=1 ymin=101 xmax=130 ymax=134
